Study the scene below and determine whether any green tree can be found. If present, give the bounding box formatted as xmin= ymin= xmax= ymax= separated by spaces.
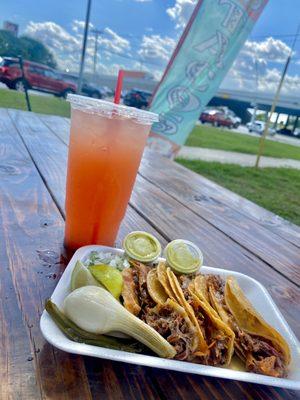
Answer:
xmin=19 ymin=36 xmax=56 ymax=68
xmin=0 ymin=30 xmax=57 ymax=68
xmin=0 ymin=30 xmax=22 ymax=56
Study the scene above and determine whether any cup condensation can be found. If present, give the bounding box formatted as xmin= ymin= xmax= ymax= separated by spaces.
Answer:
xmin=64 ymin=94 xmax=158 ymax=250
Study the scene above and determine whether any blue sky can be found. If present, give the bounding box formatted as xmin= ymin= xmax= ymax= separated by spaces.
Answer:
xmin=1 ymin=0 xmax=299 ymax=94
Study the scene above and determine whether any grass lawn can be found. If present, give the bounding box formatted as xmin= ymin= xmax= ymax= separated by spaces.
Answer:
xmin=0 ymin=88 xmax=70 ymax=117
xmin=176 ymin=158 xmax=300 ymax=226
xmin=186 ymin=125 xmax=300 ymax=161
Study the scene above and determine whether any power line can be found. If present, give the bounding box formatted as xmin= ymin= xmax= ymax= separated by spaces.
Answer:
xmin=90 ymin=28 xmax=103 ymax=74
xmin=97 ymin=46 xmax=166 ymax=67
xmin=78 ymin=0 xmax=92 ymax=94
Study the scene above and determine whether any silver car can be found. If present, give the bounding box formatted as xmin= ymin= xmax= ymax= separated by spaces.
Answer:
xmin=246 ymin=121 xmax=276 ymax=136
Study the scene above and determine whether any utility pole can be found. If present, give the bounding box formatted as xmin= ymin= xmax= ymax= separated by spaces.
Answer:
xmin=255 ymin=25 xmax=299 ymax=168
xmin=250 ymin=59 xmax=259 ymax=124
xmin=78 ymin=0 xmax=92 ymax=94
xmin=18 ymin=56 xmax=31 ymax=111
xmin=91 ymin=29 xmax=103 ymax=75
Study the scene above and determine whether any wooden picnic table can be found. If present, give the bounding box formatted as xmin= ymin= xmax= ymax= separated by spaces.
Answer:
xmin=1 ymin=108 xmax=299 ymax=400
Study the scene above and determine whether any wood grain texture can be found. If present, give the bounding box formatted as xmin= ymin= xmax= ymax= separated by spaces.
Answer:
xmin=0 ymin=108 xmax=92 ymax=400
xmin=144 ymin=150 xmax=300 ymax=248
xmin=4 ymin=109 xmax=300 ymax=400
xmin=140 ymin=150 xmax=300 ymax=284
xmin=38 ymin=113 xmax=70 ymax=146
xmin=147 ymin=369 xmax=300 ymax=400
xmin=0 ymin=235 xmax=38 ymax=399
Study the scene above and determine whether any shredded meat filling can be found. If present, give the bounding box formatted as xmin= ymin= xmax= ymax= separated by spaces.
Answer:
xmin=122 ymin=263 xmax=155 ymax=318
xmin=135 ymin=262 xmax=156 ymax=312
xmin=192 ymin=299 xmax=229 ymax=365
xmin=179 ymin=275 xmax=193 ymax=303
xmin=179 ymin=275 xmax=229 ymax=365
xmin=144 ymin=304 xmax=195 ymax=360
xmin=121 ymin=268 xmax=141 ymax=316
xmin=235 ymin=328 xmax=286 ymax=377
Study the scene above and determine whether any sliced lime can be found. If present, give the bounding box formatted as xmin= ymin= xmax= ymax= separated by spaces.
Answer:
xmin=71 ymin=260 xmax=101 ymax=291
xmin=88 ymin=264 xmax=123 ymax=299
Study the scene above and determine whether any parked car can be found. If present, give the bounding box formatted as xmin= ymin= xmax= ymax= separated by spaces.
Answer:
xmin=0 ymin=56 xmax=76 ymax=98
xmin=277 ymin=127 xmax=300 ymax=137
xmin=123 ymin=89 xmax=152 ymax=109
xmin=246 ymin=121 xmax=276 ymax=136
xmin=61 ymin=74 xmax=103 ymax=99
xmin=101 ymin=86 xmax=114 ymax=97
xmin=200 ymin=109 xmax=235 ymax=128
xmin=226 ymin=109 xmax=241 ymax=128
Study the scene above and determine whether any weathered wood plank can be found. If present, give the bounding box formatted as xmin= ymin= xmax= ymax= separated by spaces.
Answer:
xmin=85 ymin=359 xmax=163 ymax=400
xmin=39 ymin=113 xmax=70 ymax=146
xmin=140 ymin=150 xmax=300 ymax=284
xmin=0 ymin=108 xmax=92 ymax=400
xmin=146 ymin=150 xmax=300 ymax=248
xmin=0 ymin=236 xmax=38 ymax=399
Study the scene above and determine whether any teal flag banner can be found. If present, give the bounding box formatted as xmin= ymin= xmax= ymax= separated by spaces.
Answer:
xmin=148 ymin=0 xmax=268 ymax=156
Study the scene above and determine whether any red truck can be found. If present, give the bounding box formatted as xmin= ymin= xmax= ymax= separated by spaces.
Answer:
xmin=200 ymin=109 xmax=240 ymax=129
xmin=0 ymin=57 xmax=77 ymax=98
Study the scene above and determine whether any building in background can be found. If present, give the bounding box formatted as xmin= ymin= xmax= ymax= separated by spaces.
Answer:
xmin=3 ymin=21 xmax=19 ymax=37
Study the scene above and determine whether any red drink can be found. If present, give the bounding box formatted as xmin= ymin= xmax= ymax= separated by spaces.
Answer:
xmin=64 ymin=95 xmax=158 ymax=250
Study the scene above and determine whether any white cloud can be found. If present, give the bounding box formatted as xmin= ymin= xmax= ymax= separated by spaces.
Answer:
xmin=24 ymin=20 xmax=131 ymax=73
xmin=72 ymin=19 xmax=94 ymax=33
xmin=222 ymin=38 xmax=298 ymax=95
xmin=25 ymin=21 xmax=81 ymax=53
xmin=101 ymin=27 xmax=131 ymax=54
xmin=243 ymin=37 xmax=291 ymax=63
xmin=138 ymin=34 xmax=176 ymax=64
xmin=167 ymin=0 xmax=197 ymax=28
xmin=256 ymin=68 xmax=300 ymax=95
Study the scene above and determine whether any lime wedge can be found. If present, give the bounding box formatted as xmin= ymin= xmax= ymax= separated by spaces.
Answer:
xmin=71 ymin=260 xmax=101 ymax=291
xmin=88 ymin=264 xmax=123 ymax=299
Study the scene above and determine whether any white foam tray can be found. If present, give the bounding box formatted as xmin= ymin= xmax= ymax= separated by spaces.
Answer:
xmin=40 ymin=245 xmax=300 ymax=390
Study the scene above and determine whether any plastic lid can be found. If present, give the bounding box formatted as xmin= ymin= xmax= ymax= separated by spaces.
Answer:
xmin=67 ymin=94 xmax=159 ymax=125
xmin=123 ymin=231 xmax=161 ymax=263
xmin=164 ymin=239 xmax=203 ymax=274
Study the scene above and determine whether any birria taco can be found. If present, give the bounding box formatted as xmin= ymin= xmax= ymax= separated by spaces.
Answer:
xmin=206 ymin=274 xmax=290 ymax=377
xmin=121 ymin=261 xmax=199 ymax=360
xmin=166 ymin=268 xmax=235 ymax=366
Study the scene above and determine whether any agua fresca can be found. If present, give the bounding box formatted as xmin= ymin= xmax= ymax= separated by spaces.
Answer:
xmin=64 ymin=96 xmax=158 ymax=250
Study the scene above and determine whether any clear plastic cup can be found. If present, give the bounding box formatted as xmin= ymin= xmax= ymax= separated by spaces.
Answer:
xmin=64 ymin=94 xmax=158 ymax=250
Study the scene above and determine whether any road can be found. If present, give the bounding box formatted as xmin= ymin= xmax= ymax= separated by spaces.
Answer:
xmin=178 ymin=147 xmax=300 ymax=169
xmin=232 ymin=125 xmax=300 ymax=147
